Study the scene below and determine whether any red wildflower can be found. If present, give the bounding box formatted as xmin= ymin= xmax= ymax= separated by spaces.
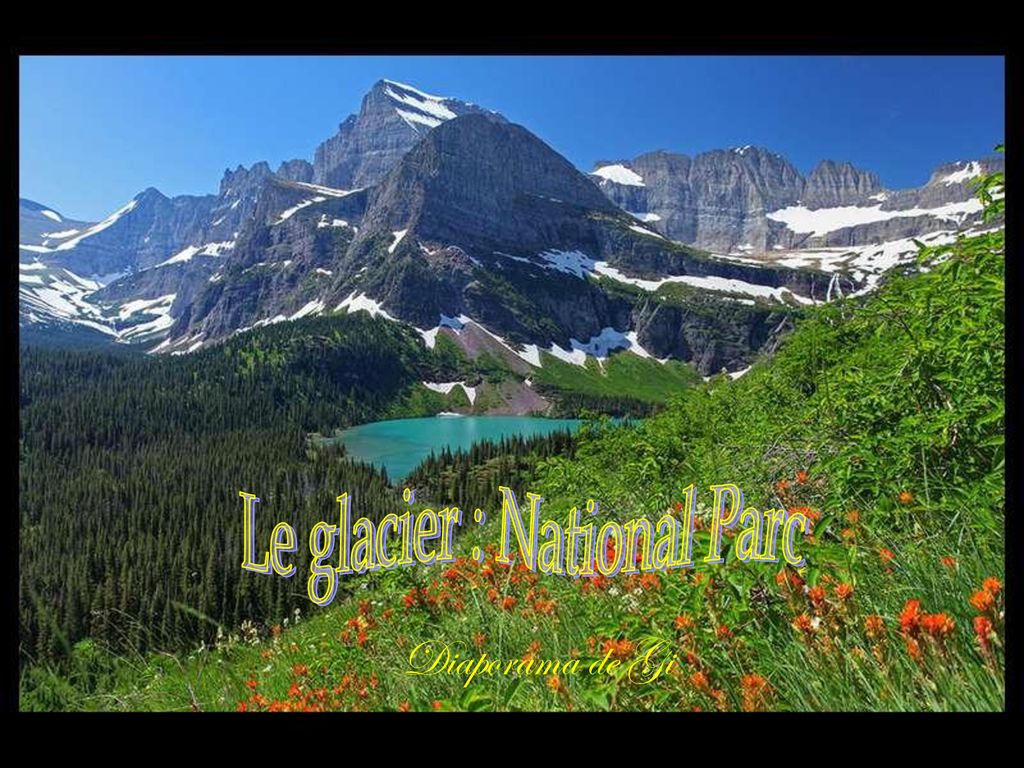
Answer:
xmin=808 ymin=586 xmax=826 ymax=607
xmin=795 ymin=470 xmax=809 ymax=485
xmin=973 ymin=616 xmax=994 ymax=654
xmin=740 ymin=673 xmax=771 ymax=712
xmin=919 ymin=613 xmax=955 ymax=639
xmin=792 ymin=613 xmax=814 ymax=635
xmin=674 ymin=614 xmax=694 ymax=631
xmin=982 ymin=577 xmax=1002 ymax=598
xmin=601 ymin=638 xmax=635 ymax=660
xmin=899 ymin=599 xmax=921 ymax=634
xmin=970 ymin=590 xmax=995 ymax=613
xmin=690 ymin=671 xmax=710 ymax=691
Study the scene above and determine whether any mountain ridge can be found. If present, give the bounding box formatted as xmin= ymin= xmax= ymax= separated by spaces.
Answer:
xmin=19 ymin=79 xmax=1001 ymax=387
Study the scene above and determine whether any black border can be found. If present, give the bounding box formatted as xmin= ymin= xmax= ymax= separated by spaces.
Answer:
xmin=4 ymin=36 xmax=1016 ymax=731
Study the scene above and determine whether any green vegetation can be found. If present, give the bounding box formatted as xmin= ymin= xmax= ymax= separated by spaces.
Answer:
xmin=19 ymin=313 xmax=461 ymax=673
xmin=535 ymin=350 xmax=701 ymax=417
xmin=19 ymin=161 xmax=1005 ymax=712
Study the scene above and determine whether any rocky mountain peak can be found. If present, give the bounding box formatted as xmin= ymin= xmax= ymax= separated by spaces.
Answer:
xmin=219 ymin=162 xmax=273 ymax=197
xmin=803 ymin=160 xmax=881 ymax=207
xmin=312 ymin=79 xmax=506 ymax=191
xmin=275 ymin=159 xmax=314 ymax=183
xmin=357 ymin=113 xmax=618 ymax=252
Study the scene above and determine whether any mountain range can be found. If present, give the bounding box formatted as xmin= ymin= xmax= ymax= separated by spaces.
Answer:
xmin=19 ymin=78 xmax=1002 ymax=384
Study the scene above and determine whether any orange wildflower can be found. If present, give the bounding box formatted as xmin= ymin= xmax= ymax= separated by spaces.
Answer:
xmin=982 ymin=577 xmax=1002 ymax=597
xmin=292 ymin=664 xmax=309 ymax=677
xmin=940 ymin=556 xmax=958 ymax=569
xmin=795 ymin=470 xmax=809 ymax=485
xmin=690 ymin=671 xmax=710 ymax=691
xmin=835 ymin=583 xmax=854 ymax=601
xmin=808 ymin=586 xmax=826 ymax=607
xmin=970 ymin=590 xmax=995 ymax=613
xmin=792 ymin=613 xmax=814 ymax=635
xmin=246 ymin=678 xmax=258 ymax=690
xmin=674 ymin=614 xmax=694 ymax=631
xmin=973 ymin=616 xmax=994 ymax=654
xmin=864 ymin=614 xmax=886 ymax=640
xmin=879 ymin=548 xmax=896 ymax=565
xmin=601 ymin=638 xmax=635 ymax=660
xmin=919 ymin=613 xmax=955 ymax=639
xmin=898 ymin=490 xmax=914 ymax=505
xmin=899 ymin=599 xmax=921 ymax=634
xmin=432 ymin=700 xmax=443 ymax=711
xmin=398 ymin=701 xmax=411 ymax=712
xmin=740 ymin=673 xmax=771 ymax=712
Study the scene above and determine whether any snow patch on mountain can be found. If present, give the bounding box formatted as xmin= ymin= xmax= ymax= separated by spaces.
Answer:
xmin=547 ymin=326 xmax=654 ymax=367
xmin=383 ymin=80 xmax=458 ymax=133
xmin=290 ymin=300 xmax=325 ymax=320
xmin=591 ymin=262 xmax=815 ymax=305
xmin=629 ymin=224 xmax=665 ymax=239
xmin=276 ymin=196 xmax=326 ymax=223
xmin=767 ymin=198 xmax=983 ymax=237
xmin=422 ymin=381 xmax=477 ymax=404
xmin=538 ymin=249 xmax=595 ymax=278
xmin=940 ymin=161 xmax=983 ymax=186
xmin=592 ymin=164 xmax=645 ymax=186
xmin=389 ymin=229 xmax=408 ymax=254
xmin=20 ymin=199 xmax=138 ymax=253
xmin=336 ymin=291 xmax=395 ymax=320
xmin=156 ymin=240 xmax=235 ymax=267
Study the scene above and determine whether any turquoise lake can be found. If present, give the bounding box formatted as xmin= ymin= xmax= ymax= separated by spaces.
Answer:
xmin=329 ymin=415 xmax=585 ymax=482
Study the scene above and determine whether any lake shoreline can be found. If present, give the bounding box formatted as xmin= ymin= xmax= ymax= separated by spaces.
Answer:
xmin=321 ymin=414 xmax=589 ymax=482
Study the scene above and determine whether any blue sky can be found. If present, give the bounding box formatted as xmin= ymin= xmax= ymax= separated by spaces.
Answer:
xmin=21 ymin=56 xmax=1004 ymax=221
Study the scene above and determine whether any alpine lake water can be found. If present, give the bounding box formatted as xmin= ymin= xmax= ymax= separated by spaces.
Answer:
xmin=323 ymin=415 xmax=587 ymax=483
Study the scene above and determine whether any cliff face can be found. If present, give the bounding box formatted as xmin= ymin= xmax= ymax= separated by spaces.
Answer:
xmin=312 ymin=79 xmax=505 ymax=190
xmin=164 ymin=115 xmax=817 ymax=374
xmin=803 ymin=160 xmax=881 ymax=208
xmin=593 ymin=151 xmax=1003 ymax=253
xmin=20 ymin=78 xmax=1000 ymax=380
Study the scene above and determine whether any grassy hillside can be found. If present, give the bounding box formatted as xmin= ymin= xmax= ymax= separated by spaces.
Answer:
xmin=25 ymin=166 xmax=1004 ymax=712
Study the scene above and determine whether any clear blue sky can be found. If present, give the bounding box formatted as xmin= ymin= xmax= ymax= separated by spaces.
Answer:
xmin=20 ymin=55 xmax=1004 ymax=221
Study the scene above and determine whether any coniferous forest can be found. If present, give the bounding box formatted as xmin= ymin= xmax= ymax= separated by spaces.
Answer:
xmin=19 ymin=313 xmax=574 ymax=666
